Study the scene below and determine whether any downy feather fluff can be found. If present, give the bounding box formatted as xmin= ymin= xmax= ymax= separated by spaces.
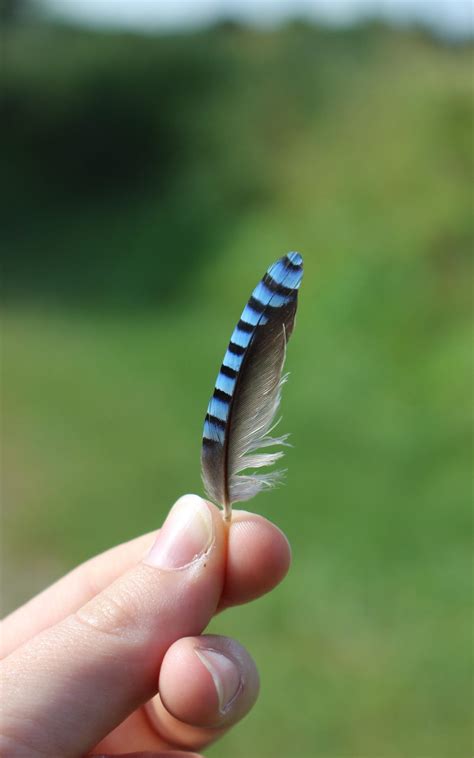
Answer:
xmin=201 ymin=252 xmax=303 ymax=520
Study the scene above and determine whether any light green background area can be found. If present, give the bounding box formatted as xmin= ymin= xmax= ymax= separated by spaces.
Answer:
xmin=2 ymin=21 xmax=473 ymax=757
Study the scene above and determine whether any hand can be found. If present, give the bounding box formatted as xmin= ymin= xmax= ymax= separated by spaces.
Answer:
xmin=1 ymin=494 xmax=291 ymax=757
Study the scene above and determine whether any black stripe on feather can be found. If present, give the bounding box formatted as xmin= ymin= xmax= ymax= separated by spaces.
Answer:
xmin=237 ymin=319 xmax=254 ymax=333
xmin=263 ymin=274 xmax=296 ymax=298
xmin=220 ymin=365 xmax=238 ymax=379
xmin=213 ymin=388 xmax=232 ymax=403
xmin=205 ymin=413 xmax=226 ymax=429
xmin=228 ymin=342 xmax=246 ymax=356
xmin=248 ymin=295 xmax=266 ymax=312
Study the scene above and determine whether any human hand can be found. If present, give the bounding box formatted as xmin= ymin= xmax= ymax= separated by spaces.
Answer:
xmin=1 ymin=494 xmax=291 ymax=757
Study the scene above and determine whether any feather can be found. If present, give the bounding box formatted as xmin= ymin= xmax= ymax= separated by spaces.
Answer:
xmin=201 ymin=251 xmax=303 ymax=520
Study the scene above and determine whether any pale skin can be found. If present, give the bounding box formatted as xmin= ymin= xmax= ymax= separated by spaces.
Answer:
xmin=0 ymin=494 xmax=291 ymax=757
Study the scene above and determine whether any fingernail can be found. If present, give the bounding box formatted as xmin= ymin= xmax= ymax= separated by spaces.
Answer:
xmin=145 ymin=494 xmax=213 ymax=569
xmin=195 ymin=648 xmax=242 ymax=714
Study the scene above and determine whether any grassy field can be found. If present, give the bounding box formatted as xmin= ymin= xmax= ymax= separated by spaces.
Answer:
xmin=2 ymin=20 xmax=473 ymax=757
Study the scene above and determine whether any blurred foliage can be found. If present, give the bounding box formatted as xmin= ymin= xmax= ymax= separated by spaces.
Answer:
xmin=4 ymin=19 xmax=471 ymax=305
xmin=2 ymin=15 xmax=473 ymax=758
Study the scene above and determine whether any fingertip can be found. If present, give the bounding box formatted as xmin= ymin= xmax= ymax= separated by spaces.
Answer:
xmin=220 ymin=511 xmax=291 ymax=609
xmin=158 ymin=635 xmax=259 ymax=730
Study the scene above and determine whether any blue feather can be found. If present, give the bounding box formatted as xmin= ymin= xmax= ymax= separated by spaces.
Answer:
xmin=201 ymin=252 xmax=303 ymax=520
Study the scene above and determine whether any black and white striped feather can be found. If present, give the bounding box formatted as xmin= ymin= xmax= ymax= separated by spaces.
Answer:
xmin=201 ymin=252 xmax=303 ymax=520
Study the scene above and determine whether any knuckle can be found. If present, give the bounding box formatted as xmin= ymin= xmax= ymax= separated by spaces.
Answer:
xmin=72 ymin=584 xmax=138 ymax=642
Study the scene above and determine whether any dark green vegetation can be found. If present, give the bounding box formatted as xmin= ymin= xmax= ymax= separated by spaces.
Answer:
xmin=2 ymin=19 xmax=473 ymax=757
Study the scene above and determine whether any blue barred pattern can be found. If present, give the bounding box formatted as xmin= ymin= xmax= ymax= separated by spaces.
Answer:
xmin=203 ymin=252 xmax=303 ymax=447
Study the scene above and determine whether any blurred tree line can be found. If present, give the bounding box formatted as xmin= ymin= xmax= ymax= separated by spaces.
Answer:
xmin=2 ymin=11 xmax=472 ymax=305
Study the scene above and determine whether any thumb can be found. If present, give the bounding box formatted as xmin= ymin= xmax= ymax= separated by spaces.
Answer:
xmin=1 ymin=495 xmax=226 ymax=757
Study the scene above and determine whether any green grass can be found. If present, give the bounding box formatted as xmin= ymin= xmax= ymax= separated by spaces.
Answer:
xmin=2 ymin=21 xmax=473 ymax=757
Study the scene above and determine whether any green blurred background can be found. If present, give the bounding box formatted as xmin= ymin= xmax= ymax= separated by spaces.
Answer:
xmin=2 ymin=0 xmax=473 ymax=755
